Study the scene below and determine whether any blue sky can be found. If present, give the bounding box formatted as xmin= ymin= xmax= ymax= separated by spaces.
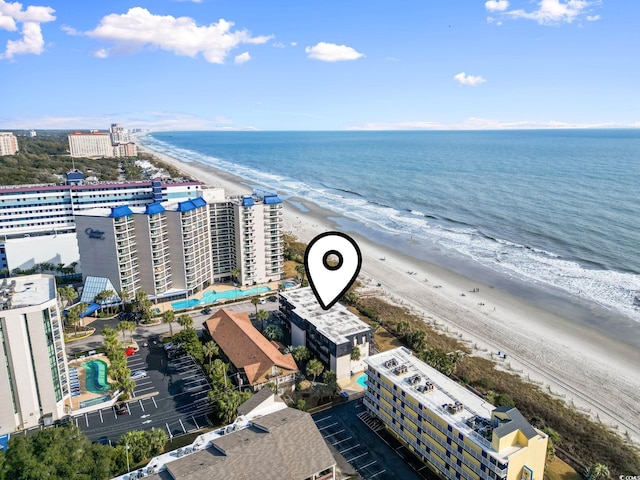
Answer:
xmin=1 ymin=0 xmax=638 ymax=130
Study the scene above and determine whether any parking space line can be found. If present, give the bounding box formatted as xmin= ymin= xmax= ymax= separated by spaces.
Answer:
xmin=192 ymin=416 xmax=199 ymax=429
xmin=85 ymin=413 xmax=89 ymax=427
xmin=139 ymin=399 xmax=145 ymax=412
xmin=339 ymin=444 xmax=360 ymax=454
xmin=318 ymin=422 xmax=338 ymax=431
xmin=346 ymin=452 xmax=368 ymax=463
xmin=186 ymin=386 xmax=206 ymax=392
xmin=152 ymin=396 xmax=158 ymax=408
xmin=323 ymin=429 xmax=345 ymax=439
xmin=181 ymin=373 xmax=200 ymax=380
xmin=369 ymin=470 xmax=386 ymax=478
xmin=75 ymin=417 xmax=79 ymax=427
xmin=331 ymin=436 xmax=352 ymax=446
xmin=99 ymin=409 xmax=103 ymax=423
xmin=165 ymin=423 xmax=172 ymax=440
xmin=179 ymin=419 xmax=186 ymax=433
xmin=113 ymin=407 xmax=117 ymax=420
xmin=315 ymin=415 xmax=332 ymax=423
xmin=127 ymin=404 xmax=131 ymax=415
xmin=360 ymin=460 xmax=377 ymax=470
xmin=135 ymin=386 xmax=154 ymax=394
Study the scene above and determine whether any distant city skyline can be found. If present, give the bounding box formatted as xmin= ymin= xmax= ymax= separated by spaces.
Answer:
xmin=1 ymin=0 xmax=639 ymax=131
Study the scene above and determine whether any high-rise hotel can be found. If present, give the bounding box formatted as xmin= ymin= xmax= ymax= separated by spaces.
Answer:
xmin=0 ymin=274 xmax=70 ymax=434
xmin=364 ymin=347 xmax=547 ymax=480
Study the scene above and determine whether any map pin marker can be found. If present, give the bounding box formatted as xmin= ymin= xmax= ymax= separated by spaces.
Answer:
xmin=304 ymin=231 xmax=362 ymax=310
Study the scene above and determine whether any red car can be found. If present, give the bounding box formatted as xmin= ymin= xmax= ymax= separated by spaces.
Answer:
xmin=124 ymin=347 xmax=135 ymax=356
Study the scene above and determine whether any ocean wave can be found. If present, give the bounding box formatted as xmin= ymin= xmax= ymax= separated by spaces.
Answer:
xmin=142 ymin=134 xmax=640 ymax=323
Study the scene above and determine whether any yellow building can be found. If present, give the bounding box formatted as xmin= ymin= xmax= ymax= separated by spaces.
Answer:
xmin=363 ymin=347 xmax=547 ymax=480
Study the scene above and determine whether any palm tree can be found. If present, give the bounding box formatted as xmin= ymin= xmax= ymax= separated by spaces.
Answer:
xmin=119 ymin=289 xmax=130 ymax=311
xmin=291 ymin=346 xmax=310 ymax=363
xmin=101 ymin=289 xmax=116 ymax=314
xmin=116 ymin=376 xmax=136 ymax=400
xmin=213 ymin=389 xmax=244 ymax=423
xmin=148 ymin=428 xmax=168 ymax=456
xmin=295 ymin=264 xmax=306 ymax=284
xmin=585 ymin=464 xmax=610 ymax=480
xmin=251 ymin=297 xmax=260 ymax=316
xmin=177 ymin=313 xmax=193 ymax=331
xmin=230 ymin=268 xmax=240 ymax=285
xmin=57 ymin=285 xmax=77 ymax=309
xmin=256 ymin=309 xmax=269 ymax=332
xmin=66 ymin=303 xmax=86 ymax=334
xmin=203 ymin=341 xmax=219 ymax=366
xmin=117 ymin=321 xmax=129 ymax=341
xmin=351 ymin=345 xmax=361 ymax=361
xmin=125 ymin=320 xmax=137 ymax=343
xmin=162 ymin=310 xmax=175 ymax=336
xmin=264 ymin=325 xmax=283 ymax=341
xmin=306 ymin=358 xmax=324 ymax=382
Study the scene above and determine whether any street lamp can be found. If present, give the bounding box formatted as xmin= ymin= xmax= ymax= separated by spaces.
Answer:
xmin=125 ymin=442 xmax=130 ymax=472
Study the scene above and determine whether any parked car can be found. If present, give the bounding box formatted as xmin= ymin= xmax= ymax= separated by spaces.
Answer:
xmin=163 ymin=342 xmax=174 ymax=351
xmin=124 ymin=347 xmax=136 ymax=356
xmin=96 ymin=436 xmax=109 ymax=445
xmin=130 ymin=370 xmax=147 ymax=380
xmin=259 ymin=298 xmax=266 ymax=304
xmin=114 ymin=403 xmax=128 ymax=415
xmin=201 ymin=308 xmax=212 ymax=315
xmin=268 ymin=295 xmax=278 ymax=302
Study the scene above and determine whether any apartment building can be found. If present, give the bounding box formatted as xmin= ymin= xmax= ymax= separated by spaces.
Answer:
xmin=363 ymin=347 xmax=548 ymax=480
xmin=75 ymin=198 xmax=212 ymax=300
xmin=203 ymin=190 xmax=284 ymax=286
xmin=280 ymin=287 xmax=372 ymax=381
xmin=0 ymin=274 xmax=70 ymax=434
xmin=68 ymin=131 xmax=113 ymax=158
xmin=0 ymin=132 xmax=19 ymax=156
xmin=0 ymin=171 xmax=201 ymax=271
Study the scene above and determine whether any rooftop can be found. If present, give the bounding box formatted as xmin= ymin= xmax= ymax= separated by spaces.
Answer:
xmin=203 ymin=309 xmax=298 ymax=386
xmin=281 ymin=287 xmax=371 ymax=345
xmin=365 ymin=347 xmax=540 ymax=460
xmin=0 ymin=274 xmax=56 ymax=309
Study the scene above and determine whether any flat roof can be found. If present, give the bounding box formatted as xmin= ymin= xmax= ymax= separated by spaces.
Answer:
xmin=2 ymin=274 xmax=55 ymax=308
xmin=281 ymin=287 xmax=371 ymax=345
xmin=366 ymin=347 xmax=528 ymax=460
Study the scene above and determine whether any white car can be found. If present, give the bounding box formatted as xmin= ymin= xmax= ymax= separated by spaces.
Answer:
xmin=130 ymin=370 xmax=147 ymax=380
xmin=259 ymin=298 xmax=266 ymax=304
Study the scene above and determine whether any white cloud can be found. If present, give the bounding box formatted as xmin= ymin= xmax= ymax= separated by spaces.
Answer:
xmin=0 ymin=0 xmax=55 ymax=60
xmin=234 ymin=51 xmax=250 ymax=64
xmin=92 ymin=48 xmax=108 ymax=59
xmin=454 ymin=72 xmax=486 ymax=86
xmin=486 ymin=16 xmax=503 ymax=25
xmin=506 ymin=0 xmax=597 ymax=25
xmin=272 ymin=41 xmax=285 ymax=48
xmin=81 ymin=7 xmax=272 ymax=63
xmin=305 ymin=42 xmax=364 ymax=62
xmin=586 ymin=14 xmax=600 ymax=21
xmin=60 ymin=24 xmax=78 ymax=35
xmin=485 ymin=0 xmax=509 ymax=12
xmin=290 ymin=41 xmax=297 ymax=47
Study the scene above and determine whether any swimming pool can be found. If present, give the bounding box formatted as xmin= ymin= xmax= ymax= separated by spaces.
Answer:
xmin=283 ymin=281 xmax=297 ymax=288
xmin=171 ymin=286 xmax=271 ymax=310
xmin=83 ymin=359 xmax=110 ymax=394
xmin=357 ymin=373 xmax=368 ymax=388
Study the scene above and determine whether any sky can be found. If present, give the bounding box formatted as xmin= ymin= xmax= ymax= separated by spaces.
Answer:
xmin=1 ymin=0 xmax=639 ymax=131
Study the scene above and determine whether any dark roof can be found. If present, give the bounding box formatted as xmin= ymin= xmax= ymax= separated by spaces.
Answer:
xmin=165 ymin=407 xmax=335 ymax=480
xmin=236 ymin=386 xmax=284 ymax=416
xmin=493 ymin=407 xmax=538 ymax=440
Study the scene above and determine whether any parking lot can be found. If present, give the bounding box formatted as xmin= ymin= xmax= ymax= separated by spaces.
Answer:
xmin=313 ymin=401 xmax=421 ymax=480
xmin=76 ymin=340 xmax=213 ymax=445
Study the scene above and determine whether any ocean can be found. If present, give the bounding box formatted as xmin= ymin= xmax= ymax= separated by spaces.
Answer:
xmin=142 ymin=130 xmax=640 ymax=323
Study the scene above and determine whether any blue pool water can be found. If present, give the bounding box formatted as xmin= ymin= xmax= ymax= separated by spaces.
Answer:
xmin=283 ymin=281 xmax=297 ymax=288
xmin=357 ymin=374 xmax=367 ymax=388
xmin=171 ymin=286 xmax=271 ymax=310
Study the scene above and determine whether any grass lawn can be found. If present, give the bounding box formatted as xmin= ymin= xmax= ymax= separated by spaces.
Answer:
xmin=284 ymin=260 xmax=299 ymax=280
xmin=545 ymin=457 xmax=581 ymax=480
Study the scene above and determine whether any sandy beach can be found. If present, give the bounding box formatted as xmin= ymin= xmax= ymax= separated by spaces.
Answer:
xmin=138 ymin=143 xmax=640 ymax=444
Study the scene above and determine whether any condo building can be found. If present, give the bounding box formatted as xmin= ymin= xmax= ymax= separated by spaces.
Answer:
xmin=0 ymin=274 xmax=70 ymax=434
xmin=0 ymin=132 xmax=19 ymax=156
xmin=363 ymin=347 xmax=548 ymax=480
xmin=0 ymin=170 xmax=201 ymax=272
xmin=280 ymin=287 xmax=372 ymax=381
xmin=75 ymin=198 xmax=212 ymax=300
xmin=68 ymin=131 xmax=113 ymax=158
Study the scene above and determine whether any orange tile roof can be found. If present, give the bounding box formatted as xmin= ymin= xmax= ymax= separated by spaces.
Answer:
xmin=204 ymin=309 xmax=298 ymax=386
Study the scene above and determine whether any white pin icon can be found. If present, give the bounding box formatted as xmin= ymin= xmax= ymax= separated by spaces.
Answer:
xmin=304 ymin=231 xmax=362 ymax=310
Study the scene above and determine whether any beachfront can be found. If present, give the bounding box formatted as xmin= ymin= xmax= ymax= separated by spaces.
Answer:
xmin=137 ymin=142 xmax=640 ymax=445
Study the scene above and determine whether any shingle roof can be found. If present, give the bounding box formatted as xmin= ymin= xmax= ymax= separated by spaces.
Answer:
xmin=203 ymin=309 xmax=298 ymax=386
xmin=236 ymin=385 xmax=285 ymax=416
xmin=493 ymin=406 xmax=539 ymax=440
xmin=165 ymin=407 xmax=335 ymax=480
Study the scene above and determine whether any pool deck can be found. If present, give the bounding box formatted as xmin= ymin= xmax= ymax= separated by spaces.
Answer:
xmin=67 ymin=355 xmax=114 ymax=410
xmin=338 ymin=373 xmax=367 ymax=394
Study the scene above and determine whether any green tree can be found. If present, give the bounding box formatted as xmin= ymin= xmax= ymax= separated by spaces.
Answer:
xmin=119 ymin=288 xmax=130 ymax=311
xmin=306 ymin=358 xmax=324 ymax=382
xmin=585 ymin=464 xmax=611 ymax=480
xmin=66 ymin=302 xmax=86 ymax=334
xmin=351 ymin=345 xmax=361 ymax=361
xmin=148 ymin=428 xmax=168 ymax=456
xmin=264 ymin=324 xmax=283 ymax=341
xmin=116 ymin=376 xmax=136 ymax=400
xmin=256 ymin=309 xmax=269 ymax=332
xmin=162 ymin=310 xmax=175 ymax=336
xmin=117 ymin=320 xmax=129 ymax=341
xmin=251 ymin=296 xmax=260 ymax=315
xmin=406 ymin=329 xmax=427 ymax=351
xmin=295 ymin=399 xmax=307 ymax=411
xmin=396 ymin=320 xmax=411 ymax=337
xmin=290 ymin=346 xmax=310 ymax=362
xmin=57 ymin=285 xmax=77 ymax=308
xmin=118 ymin=430 xmax=149 ymax=464
xmin=295 ymin=264 xmax=307 ymax=285
xmin=322 ymin=370 xmax=338 ymax=395
xmin=231 ymin=268 xmax=240 ymax=284
xmin=542 ymin=427 xmax=560 ymax=462
xmin=203 ymin=340 xmax=220 ymax=366
xmin=210 ymin=389 xmax=252 ymax=424
xmin=177 ymin=313 xmax=194 ymax=331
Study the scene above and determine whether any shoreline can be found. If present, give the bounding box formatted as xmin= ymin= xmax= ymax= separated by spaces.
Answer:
xmin=137 ymin=140 xmax=640 ymax=443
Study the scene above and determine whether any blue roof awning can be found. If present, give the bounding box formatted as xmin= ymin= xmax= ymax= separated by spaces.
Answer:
xmin=241 ymin=197 xmax=254 ymax=207
xmin=80 ymin=302 xmax=101 ymax=318
xmin=145 ymin=202 xmax=165 ymax=215
xmin=176 ymin=200 xmax=197 ymax=212
xmin=264 ymin=194 xmax=282 ymax=204
xmin=109 ymin=205 xmax=133 ymax=218
xmin=191 ymin=197 xmax=207 ymax=208
xmin=0 ymin=434 xmax=9 ymax=451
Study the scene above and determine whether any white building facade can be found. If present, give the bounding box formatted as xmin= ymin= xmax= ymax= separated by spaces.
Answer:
xmin=0 ymin=274 xmax=70 ymax=434
xmin=68 ymin=132 xmax=113 ymax=158
xmin=0 ymin=132 xmax=19 ymax=156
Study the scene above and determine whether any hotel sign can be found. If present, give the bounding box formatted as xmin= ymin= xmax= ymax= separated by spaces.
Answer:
xmin=85 ymin=228 xmax=105 ymax=240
